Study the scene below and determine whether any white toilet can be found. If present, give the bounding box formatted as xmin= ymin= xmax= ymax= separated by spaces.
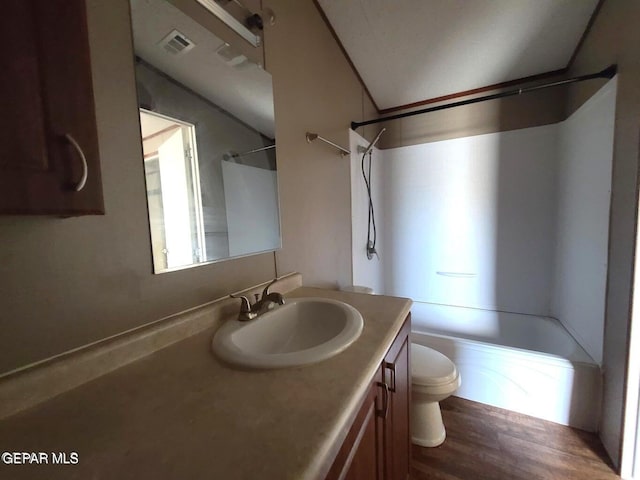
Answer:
xmin=339 ymin=285 xmax=460 ymax=447
xmin=411 ymin=343 xmax=461 ymax=447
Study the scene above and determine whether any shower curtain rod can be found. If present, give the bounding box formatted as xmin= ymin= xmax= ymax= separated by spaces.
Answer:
xmin=351 ymin=65 xmax=617 ymax=130
xmin=232 ymin=144 xmax=275 ymax=157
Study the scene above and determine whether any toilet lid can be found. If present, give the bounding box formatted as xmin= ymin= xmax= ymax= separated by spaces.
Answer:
xmin=411 ymin=344 xmax=458 ymax=387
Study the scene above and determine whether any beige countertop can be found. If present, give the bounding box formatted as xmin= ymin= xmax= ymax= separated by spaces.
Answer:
xmin=0 ymin=287 xmax=411 ymax=480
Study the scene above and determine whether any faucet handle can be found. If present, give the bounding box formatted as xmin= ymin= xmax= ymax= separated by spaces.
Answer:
xmin=261 ymin=277 xmax=279 ymax=298
xmin=230 ymin=294 xmax=252 ymax=313
xmin=230 ymin=294 xmax=258 ymax=321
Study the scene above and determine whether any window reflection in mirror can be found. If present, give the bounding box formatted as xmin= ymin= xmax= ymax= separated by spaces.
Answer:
xmin=130 ymin=0 xmax=281 ymax=273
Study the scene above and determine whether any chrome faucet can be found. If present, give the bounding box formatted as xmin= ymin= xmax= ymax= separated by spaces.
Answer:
xmin=231 ymin=278 xmax=285 ymax=322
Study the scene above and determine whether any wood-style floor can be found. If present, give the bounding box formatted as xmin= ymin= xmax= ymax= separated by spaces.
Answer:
xmin=411 ymin=397 xmax=620 ymax=480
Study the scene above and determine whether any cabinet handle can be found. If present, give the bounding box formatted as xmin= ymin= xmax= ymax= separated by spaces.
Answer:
xmin=376 ymin=382 xmax=390 ymax=419
xmin=384 ymin=361 xmax=396 ymax=393
xmin=64 ymin=134 xmax=88 ymax=192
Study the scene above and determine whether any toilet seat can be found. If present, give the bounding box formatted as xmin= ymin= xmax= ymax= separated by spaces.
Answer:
xmin=411 ymin=344 xmax=458 ymax=387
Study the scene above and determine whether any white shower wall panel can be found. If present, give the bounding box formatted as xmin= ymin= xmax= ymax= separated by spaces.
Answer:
xmin=551 ymin=79 xmax=616 ymax=365
xmin=383 ymin=125 xmax=559 ymax=315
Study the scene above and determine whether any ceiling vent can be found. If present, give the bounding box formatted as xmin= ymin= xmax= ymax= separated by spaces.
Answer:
xmin=158 ymin=29 xmax=196 ymax=55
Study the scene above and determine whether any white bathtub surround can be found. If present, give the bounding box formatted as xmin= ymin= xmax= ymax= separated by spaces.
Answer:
xmin=411 ymin=302 xmax=601 ymax=431
xmin=352 ymin=79 xmax=618 ymax=368
xmin=551 ymin=78 xmax=617 ymax=365
xmin=381 ymin=122 xmax=559 ymax=315
xmin=410 ymin=302 xmax=594 ymax=362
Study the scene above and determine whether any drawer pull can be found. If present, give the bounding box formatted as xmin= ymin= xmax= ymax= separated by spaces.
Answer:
xmin=377 ymin=382 xmax=390 ymax=419
xmin=384 ymin=361 xmax=396 ymax=393
xmin=64 ymin=134 xmax=88 ymax=192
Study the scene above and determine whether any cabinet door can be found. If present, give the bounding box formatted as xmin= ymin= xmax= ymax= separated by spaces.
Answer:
xmin=0 ymin=0 xmax=103 ymax=215
xmin=383 ymin=315 xmax=411 ymax=480
xmin=344 ymin=398 xmax=378 ymax=480
xmin=326 ymin=368 xmax=383 ymax=480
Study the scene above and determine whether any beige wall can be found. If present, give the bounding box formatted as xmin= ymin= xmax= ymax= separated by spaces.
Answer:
xmin=265 ymin=0 xmax=378 ymax=289
xmin=0 ymin=0 xmax=372 ymax=375
xmin=565 ymin=0 xmax=640 ymax=468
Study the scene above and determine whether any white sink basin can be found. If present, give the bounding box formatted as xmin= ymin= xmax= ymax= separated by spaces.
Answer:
xmin=212 ymin=297 xmax=364 ymax=369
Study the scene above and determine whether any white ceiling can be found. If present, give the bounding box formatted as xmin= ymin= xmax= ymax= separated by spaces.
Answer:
xmin=317 ymin=0 xmax=599 ymax=110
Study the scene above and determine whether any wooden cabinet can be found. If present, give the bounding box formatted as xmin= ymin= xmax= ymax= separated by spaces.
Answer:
xmin=325 ymin=367 xmax=383 ymax=480
xmin=327 ymin=314 xmax=411 ymax=480
xmin=382 ymin=316 xmax=411 ymax=480
xmin=0 ymin=0 xmax=104 ymax=215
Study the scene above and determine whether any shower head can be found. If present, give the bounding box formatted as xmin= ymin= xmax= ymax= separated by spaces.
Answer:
xmin=361 ymin=128 xmax=386 ymax=156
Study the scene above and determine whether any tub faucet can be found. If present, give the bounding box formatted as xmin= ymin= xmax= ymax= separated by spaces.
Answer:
xmin=231 ymin=278 xmax=285 ymax=321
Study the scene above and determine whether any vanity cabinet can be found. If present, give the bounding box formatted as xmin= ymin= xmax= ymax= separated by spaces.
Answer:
xmin=326 ymin=314 xmax=411 ymax=480
xmin=382 ymin=316 xmax=411 ymax=480
xmin=325 ymin=367 xmax=383 ymax=480
xmin=0 ymin=0 xmax=104 ymax=215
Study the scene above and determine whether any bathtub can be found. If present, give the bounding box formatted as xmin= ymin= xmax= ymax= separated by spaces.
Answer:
xmin=410 ymin=302 xmax=602 ymax=431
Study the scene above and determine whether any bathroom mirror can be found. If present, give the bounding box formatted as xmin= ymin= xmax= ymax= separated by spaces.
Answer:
xmin=130 ymin=0 xmax=280 ymax=273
